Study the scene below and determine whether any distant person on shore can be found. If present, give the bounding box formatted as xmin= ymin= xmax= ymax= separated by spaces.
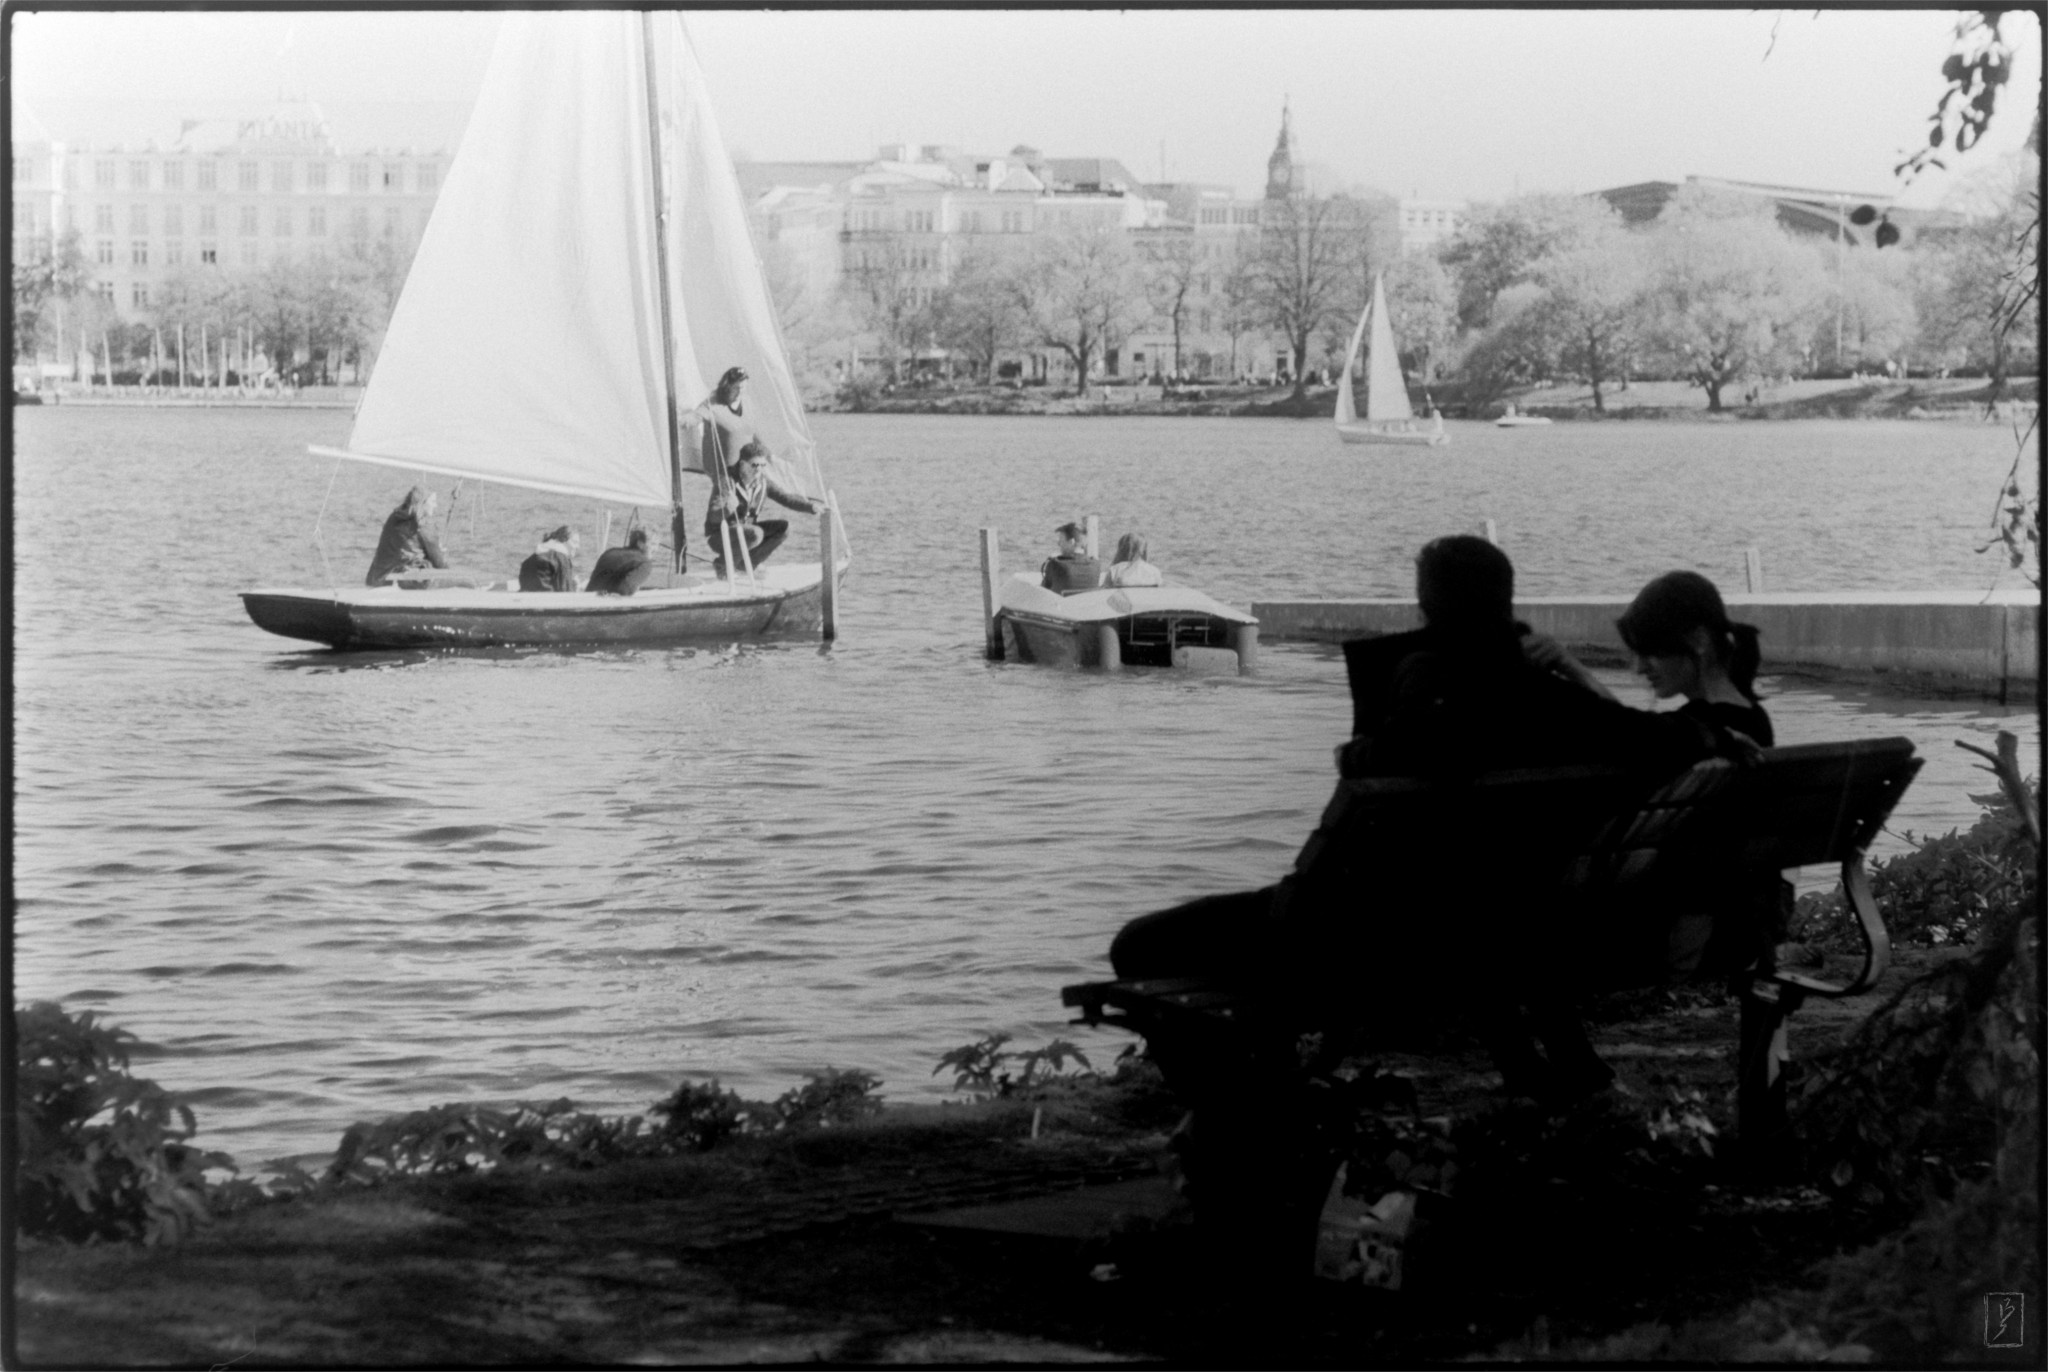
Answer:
xmin=365 ymin=485 xmax=449 ymax=586
xmin=519 ymin=526 xmax=580 ymax=592
xmin=1039 ymin=522 xmax=1102 ymax=593
xmin=704 ymin=440 xmax=822 ymax=578
xmin=585 ymin=528 xmax=654 ymax=596
xmin=1104 ymin=533 xmax=1163 ymax=587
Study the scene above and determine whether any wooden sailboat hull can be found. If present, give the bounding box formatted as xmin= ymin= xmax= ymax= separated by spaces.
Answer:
xmin=1336 ymin=422 xmax=1449 ymax=447
xmin=993 ymin=577 xmax=1257 ymax=672
xmin=242 ymin=563 xmax=837 ymax=650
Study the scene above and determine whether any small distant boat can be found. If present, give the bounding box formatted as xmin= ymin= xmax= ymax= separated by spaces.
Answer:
xmin=1335 ymin=273 xmax=1447 ymax=447
xmin=1496 ymin=404 xmax=1553 ymax=428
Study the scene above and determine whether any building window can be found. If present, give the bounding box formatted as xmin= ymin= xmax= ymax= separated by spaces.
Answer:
xmin=198 ymin=205 xmax=216 ymax=233
xmin=274 ymin=206 xmax=292 ymax=236
xmin=961 ymin=210 xmax=981 ymax=232
xmin=349 ymin=206 xmax=369 ymax=237
xmin=129 ymin=203 xmax=148 ymax=234
xmin=132 ymin=282 xmax=148 ymax=308
xmin=94 ymin=203 xmax=113 ymax=232
xmin=382 ymin=162 xmax=401 ymax=190
xmin=163 ymin=204 xmax=182 ymax=235
xmin=307 ymin=161 xmax=327 ymax=191
xmin=128 ymin=159 xmax=149 ymax=189
xmin=1001 ymin=210 xmax=1023 ymax=232
xmin=96 ymin=280 xmax=114 ymax=302
xmin=307 ymin=206 xmax=326 ymax=236
xmin=162 ymin=161 xmax=183 ymax=191
xmin=200 ymin=242 xmax=216 ymax=265
xmin=196 ymin=161 xmax=216 ymax=192
xmin=350 ymin=162 xmax=370 ymax=193
xmin=238 ymin=161 xmax=258 ymax=192
xmin=131 ymin=240 xmax=147 ymax=265
xmin=239 ymin=206 xmax=258 ymax=235
xmin=417 ymin=163 xmax=438 ymax=193
xmin=240 ymin=240 xmax=257 ymax=266
xmin=95 ymin=238 xmax=114 ymax=264
xmin=94 ymin=159 xmax=115 ymax=189
xmin=273 ymin=160 xmax=292 ymax=193
xmin=164 ymin=239 xmax=183 ymax=266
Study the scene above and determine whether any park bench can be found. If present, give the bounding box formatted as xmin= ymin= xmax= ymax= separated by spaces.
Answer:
xmin=1060 ymin=736 xmax=1923 ymax=1277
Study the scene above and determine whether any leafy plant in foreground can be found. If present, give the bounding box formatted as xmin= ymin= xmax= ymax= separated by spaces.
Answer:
xmin=13 ymin=1001 xmax=234 ymax=1244
xmin=934 ymin=1033 xmax=1093 ymax=1099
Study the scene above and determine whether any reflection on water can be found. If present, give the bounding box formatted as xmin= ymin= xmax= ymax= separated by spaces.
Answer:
xmin=11 ymin=407 xmax=2038 ymax=1169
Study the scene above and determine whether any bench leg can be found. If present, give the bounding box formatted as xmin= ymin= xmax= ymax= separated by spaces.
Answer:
xmin=1737 ymin=978 xmax=1804 ymax=1161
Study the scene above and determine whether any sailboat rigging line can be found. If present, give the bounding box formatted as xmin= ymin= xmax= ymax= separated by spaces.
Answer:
xmin=310 ymin=457 xmax=343 ymax=593
xmin=638 ymin=12 xmax=688 ymax=576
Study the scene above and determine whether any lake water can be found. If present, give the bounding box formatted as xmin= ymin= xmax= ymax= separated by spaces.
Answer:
xmin=11 ymin=407 xmax=2038 ymax=1171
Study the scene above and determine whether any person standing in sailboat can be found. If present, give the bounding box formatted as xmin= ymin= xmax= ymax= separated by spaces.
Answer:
xmin=706 ymin=440 xmax=823 ymax=578
xmin=364 ymin=485 xmax=449 ymax=586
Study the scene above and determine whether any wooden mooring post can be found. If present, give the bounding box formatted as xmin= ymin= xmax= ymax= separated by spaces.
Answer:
xmin=979 ymin=527 xmax=1003 ymax=660
xmin=820 ymin=502 xmax=840 ymax=641
xmin=1745 ymin=547 xmax=1764 ymax=593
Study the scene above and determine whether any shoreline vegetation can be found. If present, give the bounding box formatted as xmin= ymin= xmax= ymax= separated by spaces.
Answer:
xmin=26 ymin=373 xmax=2040 ymax=421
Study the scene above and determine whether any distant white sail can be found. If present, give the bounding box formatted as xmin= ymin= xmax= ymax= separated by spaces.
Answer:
xmin=1334 ymin=296 xmax=1368 ymax=427
xmin=1362 ymin=273 xmax=1413 ymax=424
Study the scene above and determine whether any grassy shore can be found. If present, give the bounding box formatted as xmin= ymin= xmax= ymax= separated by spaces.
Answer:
xmin=14 ymin=947 xmax=1974 ymax=1366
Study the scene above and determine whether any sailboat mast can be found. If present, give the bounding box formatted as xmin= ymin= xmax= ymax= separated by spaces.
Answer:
xmin=640 ymin=13 xmax=687 ymax=570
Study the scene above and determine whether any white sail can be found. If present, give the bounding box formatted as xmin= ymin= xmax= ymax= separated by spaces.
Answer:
xmin=1362 ymin=273 xmax=1413 ymax=424
xmin=650 ymin=16 xmax=821 ymax=499
xmin=319 ymin=13 xmax=821 ymax=509
xmin=1334 ymin=295 xmax=1368 ymax=428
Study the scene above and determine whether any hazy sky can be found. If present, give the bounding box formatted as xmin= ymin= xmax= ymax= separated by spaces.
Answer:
xmin=11 ymin=8 xmax=2040 ymax=208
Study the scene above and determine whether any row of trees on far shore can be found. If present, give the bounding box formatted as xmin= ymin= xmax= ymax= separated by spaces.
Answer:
xmin=11 ymin=237 xmax=409 ymax=386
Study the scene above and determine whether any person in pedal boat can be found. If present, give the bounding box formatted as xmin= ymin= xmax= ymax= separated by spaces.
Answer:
xmin=364 ymin=485 xmax=449 ymax=586
xmin=518 ymin=525 xmax=580 ymax=592
xmin=585 ymin=528 xmax=654 ymax=596
xmin=1039 ymin=521 xmax=1102 ymax=593
xmin=704 ymin=440 xmax=821 ymax=579
xmin=1103 ymin=532 xmax=1163 ymax=587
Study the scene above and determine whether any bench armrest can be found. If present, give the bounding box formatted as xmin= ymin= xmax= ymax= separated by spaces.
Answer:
xmin=1770 ymin=853 xmax=1890 ymax=998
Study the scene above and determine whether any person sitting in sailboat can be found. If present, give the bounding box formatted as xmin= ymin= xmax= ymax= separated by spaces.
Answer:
xmin=585 ymin=528 xmax=654 ymax=597
xmin=519 ymin=526 xmax=580 ymax=592
xmin=364 ymin=485 xmax=450 ymax=586
xmin=1104 ymin=533 xmax=1164 ymax=588
xmin=1039 ymin=522 xmax=1102 ymax=593
xmin=705 ymin=440 xmax=822 ymax=579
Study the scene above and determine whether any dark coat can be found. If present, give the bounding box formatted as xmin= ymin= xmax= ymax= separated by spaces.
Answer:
xmin=518 ymin=541 xmax=577 ymax=593
xmin=1039 ymin=555 xmax=1102 ymax=593
xmin=365 ymin=511 xmax=447 ymax=586
xmin=585 ymin=545 xmax=653 ymax=596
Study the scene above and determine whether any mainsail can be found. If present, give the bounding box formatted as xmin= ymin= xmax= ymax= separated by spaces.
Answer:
xmin=1361 ymin=273 xmax=1413 ymax=424
xmin=314 ymin=12 xmax=819 ymax=509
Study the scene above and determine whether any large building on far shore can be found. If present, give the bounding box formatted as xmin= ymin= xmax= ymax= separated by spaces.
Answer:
xmin=12 ymin=98 xmax=445 ymax=322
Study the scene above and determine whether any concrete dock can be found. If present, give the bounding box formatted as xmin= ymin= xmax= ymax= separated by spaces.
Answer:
xmin=1250 ymin=589 xmax=2042 ymax=700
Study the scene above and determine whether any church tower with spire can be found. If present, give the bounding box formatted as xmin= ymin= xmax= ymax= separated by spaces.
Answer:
xmin=1264 ymin=100 xmax=1297 ymax=201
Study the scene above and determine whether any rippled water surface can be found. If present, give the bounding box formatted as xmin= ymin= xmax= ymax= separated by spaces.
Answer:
xmin=12 ymin=407 xmax=2038 ymax=1168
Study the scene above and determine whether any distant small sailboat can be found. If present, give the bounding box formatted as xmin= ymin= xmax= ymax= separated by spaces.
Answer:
xmin=1496 ymin=403 xmax=1553 ymax=428
xmin=1335 ymin=273 xmax=1447 ymax=447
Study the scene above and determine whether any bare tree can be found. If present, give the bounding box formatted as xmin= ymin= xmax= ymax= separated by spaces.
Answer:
xmin=930 ymin=240 xmax=1026 ymax=381
xmin=841 ymin=234 xmax=927 ymax=382
xmin=1250 ymin=194 xmax=1376 ymax=399
xmin=1013 ymin=219 xmax=1148 ymax=397
xmin=1138 ymin=232 xmax=1202 ymax=378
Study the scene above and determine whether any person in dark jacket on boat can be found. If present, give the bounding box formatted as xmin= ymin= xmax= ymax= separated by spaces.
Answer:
xmin=364 ymin=485 xmax=449 ymax=586
xmin=1108 ymin=535 xmax=1755 ymax=1100
xmin=586 ymin=528 xmax=654 ymax=596
xmin=703 ymin=440 xmax=820 ymax=578
xmin=1039 ymin=522 xmax=1102 ymax=593
xmin=518 ymin=526 xmax=580 ymax=592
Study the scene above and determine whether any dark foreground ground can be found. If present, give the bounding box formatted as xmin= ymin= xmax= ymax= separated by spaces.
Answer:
xmin=7 ymin=949 xmax=1994 ymax=1366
